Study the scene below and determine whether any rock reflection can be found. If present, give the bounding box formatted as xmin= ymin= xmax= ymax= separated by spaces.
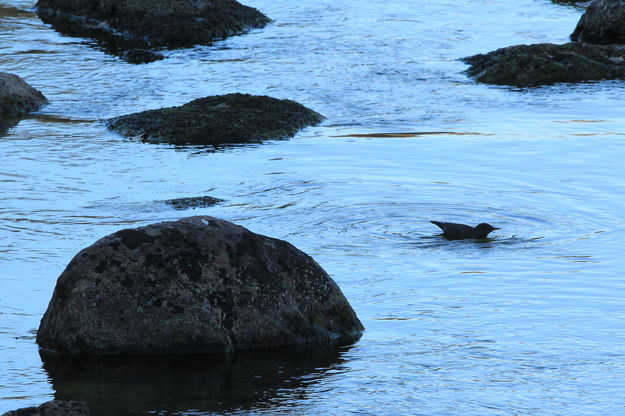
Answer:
xmin=40 ymin=344 xmax=352 ymax=415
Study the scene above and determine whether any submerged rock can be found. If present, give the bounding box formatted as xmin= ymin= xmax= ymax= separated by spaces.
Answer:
xmin=107 ymin=93 xmax=324 ymax=146
xmin=37 ymin=216 xmax=363 ymax=354
xmin=571 ymin=0 xmax=625 ymax=44
xmin=121 ymin=49 xmax=164 ymax=64
xmin=162 ymin=196 xmax=224 ymax=210
xmin=1 ymin=400 xmax=89 ymax=416
xmin=462 ymin=42 xmax=625 ymax=86
xmin=35 ymin=0 xmax=270 ymax=51
xmin=0 ymin=72 xmax=48 ymax=118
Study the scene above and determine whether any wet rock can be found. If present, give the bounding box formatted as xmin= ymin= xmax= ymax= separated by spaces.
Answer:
xmin=37 ymin=216 xmax=363 ymax=354
xmin=121 ymin=49 xmax=164 ymax=64
xmin=571 ymin=0 xmax=625 ymax=44
xmin=462 ymin=42 xmax=625 ymax=86
xmin=552 ymin=0 xmax=590 ymax=6
xmin=162 ymin=196 xmax=224 ymax=210
xmin=0 ymin=72 xmax=48 ymax=118
xmin=35 ymin=0 xmax=270 ymax=51
xmin=1 ymin=400 xmax=89 ymax=416
xmin=107 ymin=93 xmax=324 ymax=146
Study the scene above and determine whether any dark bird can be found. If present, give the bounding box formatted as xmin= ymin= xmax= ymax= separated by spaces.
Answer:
xmin=431 ymin=221 xmax=500 ymax=240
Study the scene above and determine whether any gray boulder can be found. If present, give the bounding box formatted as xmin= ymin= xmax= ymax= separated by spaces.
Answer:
xmin=36 ymin=216 xmax=363 ymax=354
xmin=1 ymin=400 xmax=89 ymax=416
xmin=0 ymin=72 xmax=48 ymax=118
xmin=462 ymin=42 xmax=625 ymax=86
xmin=107 ymin=93 xmax=324 ymax=146
xmin=571 ymin=0 xmax=625 ymax=43
xmin=35 ymin=0 xmax=270 ymax=52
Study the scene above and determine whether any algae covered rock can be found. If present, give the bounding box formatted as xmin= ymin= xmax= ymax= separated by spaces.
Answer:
xmin=571 ymin=0 xmax=625 ymax=44
xmin=107 ymin=93 xmax=324 ymax=146
xmin=0 ymin=72 xmax=48 ymax=118
xmin=36 ymin=216 xmax=363 ymax=354
xmin=462 ymin=42 xmax=625 ymax=86
xmin=35 ymin=0 xmax=270 ymax=52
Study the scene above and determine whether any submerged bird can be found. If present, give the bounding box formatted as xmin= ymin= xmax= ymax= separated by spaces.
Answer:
xmin=431 ymin=221 xmax=500 ymax=240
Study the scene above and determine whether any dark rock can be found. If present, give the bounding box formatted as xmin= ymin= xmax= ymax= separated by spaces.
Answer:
xmin=1 ymin=400 xmax=89 ymax=416
xmin=35 ymin=0 xmax=270 ymax=50
xmin=36 ymin=216 xmax=363 ymax=354
xmin=107 ymin=93 xmax=324 ymax=146
xmin=571 ymin=0 xmax=625 ymax=44
xmin=121 ymin=49 xmax=164 ymax=64
xmin=162 ymin=196 xmax=224 ymax=210
xmin=462 ymin=42 xmax=625 ymax=86
xmin=552 ymin=0 xmax=590 ymax=6
xmin=0 ymin=72 xmax=48 ymax=118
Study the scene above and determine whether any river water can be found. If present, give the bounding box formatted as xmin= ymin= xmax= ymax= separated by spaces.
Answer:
xmin=2 ymin=0 xmax=625 ymax=414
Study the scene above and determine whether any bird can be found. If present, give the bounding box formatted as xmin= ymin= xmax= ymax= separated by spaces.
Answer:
xmin=430 ymin=221 xmax=500 ymax=240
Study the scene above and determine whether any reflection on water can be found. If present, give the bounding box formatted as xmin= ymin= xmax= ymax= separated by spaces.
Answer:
xmin=41 ymin=345 xmax=350 ymax=416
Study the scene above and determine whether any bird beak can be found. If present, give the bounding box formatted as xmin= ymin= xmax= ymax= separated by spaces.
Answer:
xmin=493 ymin=227 xmax=501 ymax=230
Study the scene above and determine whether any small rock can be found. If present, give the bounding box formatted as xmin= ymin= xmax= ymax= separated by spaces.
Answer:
xmin=462 ymin=42 xmax=625 ymax=86
xmin=162 ymin=196 xmax=224 ymax=210
xmin=121 ymin=49 xmax=164 ymax=64
xmin=571 ymin=0 xmax=625 ymax=44
xmin=107 ymin=93 xmax=324 ymax=146
xmin=0 ymin=72 xmax=48 ymax=118
xmin=36 ymin=216 xmax=363 ymax=354
xmin=1 ymin=400 xmax=89 ymax=416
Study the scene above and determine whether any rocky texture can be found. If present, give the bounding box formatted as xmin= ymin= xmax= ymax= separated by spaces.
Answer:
xmin=1 ymin=400 xmax=89 ymax=416
xmin=37 ymin=216 xmax=363 ymax=354
xmin=552 ymin=0 xmax=589 ymax=6
xmin=162 ymin=196 xmax=224 ymax=210
xmin=571 ymin=0 xmax=625 ymax=43
xmin=121 ymin=49 xmax=164 ymax=64
xmin=0 ymin=72 xmax=48 ymax=118
xmin=462 ymin=42 xmax=625 ymax=86
xmin=107 ymin=94 xmax=324 ymax=146
xmin=35 ymin=0 xmax=270 ymax=52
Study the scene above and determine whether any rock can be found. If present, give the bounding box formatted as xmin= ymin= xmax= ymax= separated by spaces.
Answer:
xmin=0 ymin=72 xmax=48 ymax=118
xmin=121 ymin=49 xmax=164 ymax=64
xmin=552 ymin=0 xmax=590 ymax=6
xmin=107 ymin=94 xmax=324 ymax=146
xmin=36 ymin=216 xmax=363 ymax=354
xmin=35 ymin=0 xmax=270 ymax=51
xmin=162 ymin=196 xmax=224 ymax=210
xmin=571 ymin=0 xmax=625 ymax=44
xmin=462 ymin=42 xmax=625 ymax=86
xmin=1 ymin=400 xmax=89 ymax=416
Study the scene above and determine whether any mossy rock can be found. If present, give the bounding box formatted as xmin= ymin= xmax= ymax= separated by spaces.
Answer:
xmin=35 ymin=0 xmax=270 ymax=52
xmin=107 ymin=93 xmax=325 ymax=146
xmin=462 ymin=42 xmax=625 ymax=87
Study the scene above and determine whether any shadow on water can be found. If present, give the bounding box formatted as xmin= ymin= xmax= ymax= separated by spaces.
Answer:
xmin=40 ymin=344 xmax=353 ymax=415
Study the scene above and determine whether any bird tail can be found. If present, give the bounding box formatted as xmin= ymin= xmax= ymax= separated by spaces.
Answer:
xmin=430 ymin=221 xmax=444 ymax=230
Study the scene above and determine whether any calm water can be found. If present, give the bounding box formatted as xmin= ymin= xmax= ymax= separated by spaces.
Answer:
xmin=2 ymin=0 xmax=625 ymax=414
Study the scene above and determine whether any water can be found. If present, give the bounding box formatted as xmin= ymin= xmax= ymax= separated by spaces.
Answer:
xmin=2 ymin=0 xmax=625 ymax=414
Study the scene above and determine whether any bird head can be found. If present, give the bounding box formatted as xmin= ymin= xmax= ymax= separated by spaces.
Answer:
xmin=475 ymin=223 xmax=500 ymax=237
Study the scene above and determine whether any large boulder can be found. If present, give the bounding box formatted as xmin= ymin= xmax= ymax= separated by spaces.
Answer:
xmin=36 ymin=216 xmax=363 ymax=354
xmin=35 ymin=0 xmax=270 ymax=52
xmin=1 ymin=400 xmax=89 ymax=416
xmin=462 ymin=42 xmax=625 ymax=86
xmin=107 ymin=93 xmax=324 ymax=146
xmin=571 ymin=0 xmax=625 ymax=44
xmin=0 ymin=72 xmax=48 ymax=118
